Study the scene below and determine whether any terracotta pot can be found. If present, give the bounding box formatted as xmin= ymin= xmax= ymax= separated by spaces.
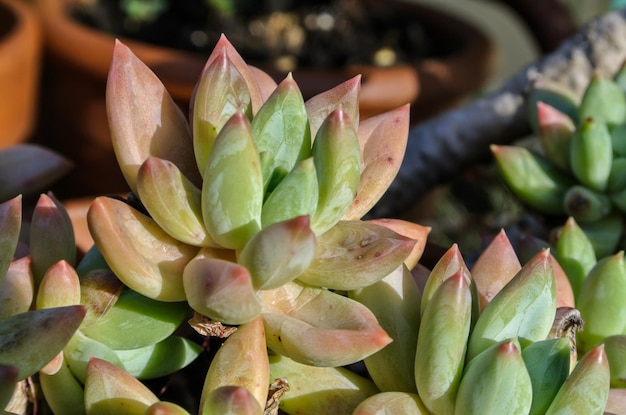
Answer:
xmin=0 ymin=0 xmax=41 ymax=149
xmin=34 ymin=0 xmax=496 ymax=199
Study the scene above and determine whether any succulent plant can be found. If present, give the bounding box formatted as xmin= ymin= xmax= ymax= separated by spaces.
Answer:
xmin=492 ymin=62 xmax=626 ymax=259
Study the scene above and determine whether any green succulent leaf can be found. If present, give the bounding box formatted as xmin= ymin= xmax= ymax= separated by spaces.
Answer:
xmin=311 ymin=109 xmax=361 ymax=235
xmin=600 ymin=335 xmax=626 ymax=388
xmin=239 ymin=215 xmax=316 ymax=290
xmin=522 ymin=337 xmax=571 ymax=415
xmin=536 ymin=101 xmax=576 ymax=171
xmin=298 ymin=220 xmax=415 ymax=291
xmin=570 ymin=118 xmax=613 ymax=192
xmin=261 ymin=282 xmax=392 ymax=366
xmin=415 ymin=271 xmax=472 ymax=415
xmin=610 ymin=123 xmax=626 ymax=157
xmin=577 ymin=251 xmax=626 ymax=353
xmin=608 ymin=157 xmax=626 ymax=192
xmin=545 ymin=345 xmax=610 ymax=415
xmin=192 ymin=47 xmax=252 ymax=175
xmin=88 ymin=196 xmax=199 ymax=301
xmin=200 ymin=317 xmax=269 ymax=410
xmin=269 ymin=354 xmax=379 ymax=415
xmin=0 ymin=305 xmax=85 ymax=380
xmin=251 ymin=73 xmax=311 ymax=186
xmin=578 ymin=212 xmax=624 ymax=258
xmin=467 ymin=249 xmax=556 ymax=361
xmin=202 ymin=111 xmax=263 ymax=250
xmin=39 ymin=356 xmax=87 ymax=415
xmin=145 ymin=401 xmax=191 ymax=415
xmin=137 ymin=156 xmax=217 ymax=247
xmin=491 ymin=144 xmax=575 ymax=215
xmin=114 ymin=336 xmax=202 ymax=379
xmin=79 ymin=289 xmax=188 ymax=350
xmin=350 ymin=265 xmax=421 ymax=393
xmin=527 ymin=79 xmax=580 ymax=132
xmin=579 ymin=73 xmax=626 ymax=127
xmin=352 ymin=392 xmax=430 ymax=415
xmin=64 ymin=330 xmax=124 ymax=383
xmin=420 ymin=244 xmax=470 ymax=317
xmin=84 ymin=357 xmax=159 ymax=415
xmin=261 ymin=157 xmax=319 ymax=228
xmin=554 ymin=217 xmax=596 ymax=299
xmin=455 ymin=339 xmax=533 ymax=415
xmin=563 ymin=185 xmax=612 ymax=222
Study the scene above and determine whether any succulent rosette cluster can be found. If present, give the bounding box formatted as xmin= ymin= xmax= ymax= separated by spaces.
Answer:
xmin=492 ymin=62 xmax=626 ymax=259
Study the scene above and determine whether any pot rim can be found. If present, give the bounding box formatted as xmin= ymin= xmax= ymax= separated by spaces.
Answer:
xmin=36 ymin=0 xmax=496 ymax=119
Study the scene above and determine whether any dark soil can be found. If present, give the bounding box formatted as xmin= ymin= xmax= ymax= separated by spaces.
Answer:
xmin=68 ymin=0 xmax=459 ymax=73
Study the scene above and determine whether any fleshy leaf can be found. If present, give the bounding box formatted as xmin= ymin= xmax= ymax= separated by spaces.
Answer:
xmin=545 ymin=345 xmax=611 ymax=415
xmin=471 ymin=229 xmax=522 ymax=312
xmin=536 ymin=101 xmax=576 ymax=171
xmin=201 ymin=386 xmax=263 ymax=415
xmin=491 ymin=144 xmax=575 ymax=215
xmin=350 ymin=265 xmax=421 ymax=393
xmin=0 ymin=145 xmax=72 ymax=202
xmin=88 ymin=196 xmax=198 ymax=301
xmin=115 ymin=336 xmax=202 ymax=379
xmin=0 ymin=257 xmax=33 ymax=319
xmin=137 ymin=156 xmax=218 ymax=247
xmin=79 ymin=268 xmax=123 ymax=327
xmin=353 ymin=392 xmax=429 ymax=415
xmin=200 ymin=317 xmax=269 ymax=410
xmin=202 ymin=112 xmax=263 ymax=250
xmin=345 ymin=105 xmax=410 ymax=219
xmin=311 ymin=110 xmax=361 ymax=234
xmin=30 ymin=193 xmax=76 ymax=286
xmin=80 ymin=289 xmax=188 ymax=350
xmin=269 ymin=354 xmax=379 ymax=415
xmin=415 ymin=271 xmax=472 ymax=415
xmin=239 ymin=215 xmax=316 ymax=290
xmin=107 ymin=40 xmax=200 ymax=193
xmin=298 ymin=220 xmax=415 ymax=290
xmin=467 ymin=249 xmax=556 ymax=361
xmin=36 ymin=260 xmax=81 ymax=309
xmin=84 ymin=358 xmax=159 ymax=415
xmin=0 ymin=305 xmax=85 ymax=380
xmin=260 ymin=157 xmax=319 ymax=227
xmin=192 ymin=47 xmax=252 ymax=175
xmin=183 ymin=255 xmax=262 ymax=325
xmin=305 ymin=75 xmax=360 ymax=139
xmin=579 ymin=73 xmax=626 ymax=126
xmin=576 ymin=251 xmax=626 ymax=353
xmin=456 ymin=339 xmax=533 ymax=415
xmin=260 ymin=282 xmax=392 ymax=366
xmin=420 ymin=243 xmax=470 ymax=317
xmin=251 ymin=73 xmax=311 ymax=185
xmin=554 ymin=217 xmax=597 ymax=299
xmin=569 ymin=118 xmax=613 ymax=192
xmin=0 ymin=195 xmax=21 ymax=284
xmin=365 ymin=218 xmax=430 ymax=270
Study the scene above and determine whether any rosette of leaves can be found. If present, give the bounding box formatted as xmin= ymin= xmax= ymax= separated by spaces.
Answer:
xmin=492 ymin=61 xmax=626 ymax=258
xmin=86 ymin=34 xmax=419 ymax=379
xmin=0 ymin=191 xmax=201 ymax=414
